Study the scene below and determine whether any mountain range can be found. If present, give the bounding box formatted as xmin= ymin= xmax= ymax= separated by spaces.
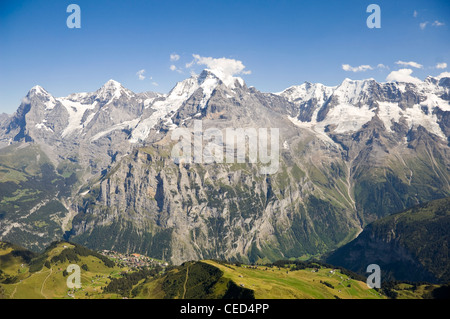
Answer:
xmin=0 ymin=69 xmax=449 ymax=266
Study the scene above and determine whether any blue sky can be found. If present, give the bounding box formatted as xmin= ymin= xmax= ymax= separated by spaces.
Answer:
xmin=0 ymin=0 xmax=449 ymax=113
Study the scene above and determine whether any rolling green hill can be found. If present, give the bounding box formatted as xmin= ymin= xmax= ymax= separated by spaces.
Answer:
xmin=0 ymin=241 xmax=123 ymax=299
xmin=1 ymin=240 xmax=447 ymax=299
xmin=125 ymin=259 xmax=388 ymax=299
xmin=1 ymin=241 xmax=385 ymax=299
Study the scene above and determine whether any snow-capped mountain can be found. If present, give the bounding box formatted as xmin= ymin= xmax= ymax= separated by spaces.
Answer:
xmin=130 ymin=70 xmax=247 ymax=143
xmin=4 ymin=72 xmax=448 ymax=153
xmin=1 ymin=72 xmax=449 ymax=264
xmin=278 ymin=76 xmax=450 ymax=142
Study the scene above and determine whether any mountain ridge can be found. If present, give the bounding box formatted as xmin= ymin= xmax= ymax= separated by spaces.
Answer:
xmin=0 ymin=71 xmax=449 ymax=265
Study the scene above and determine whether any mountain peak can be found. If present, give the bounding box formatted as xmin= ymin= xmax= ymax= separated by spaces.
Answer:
xmin=341 ymin=77 xmax=376 ymax=84
xmin=29 ymin=85 xmax=50 ymax=96
xmin=100 ymin=79 xmax=123 ymax=90
xmin=198 ymin=69 xmax=219 ymax=81
xmin=96 ymin=79 xmax=132 ymax=101
xmin=198 ymin=68 xmax=245 ymax=88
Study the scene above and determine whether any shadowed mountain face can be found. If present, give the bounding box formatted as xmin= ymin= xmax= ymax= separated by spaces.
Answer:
xmin=0 ymin=71 xmax=449 ymax=264
xmin=326 ymin=197 xmax=450 ymax=284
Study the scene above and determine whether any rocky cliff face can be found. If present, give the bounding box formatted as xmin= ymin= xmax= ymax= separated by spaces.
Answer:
xmin=69 ymin=142 xmax=361 ymax=264
xmin=1 ymin=71 xmax=449 ymax=264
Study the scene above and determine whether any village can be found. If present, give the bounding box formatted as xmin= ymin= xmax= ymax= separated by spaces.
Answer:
xmin=99 ymin=250 xmax=169 ymax=270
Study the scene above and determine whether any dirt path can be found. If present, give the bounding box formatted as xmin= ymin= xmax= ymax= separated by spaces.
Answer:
xmin=10 ymin=286 xmax=17 ymax=299
xmin=40 ymin=268 xmax=53 ymax=298
xmin=182 ymin=265 xmax=189 ymax=299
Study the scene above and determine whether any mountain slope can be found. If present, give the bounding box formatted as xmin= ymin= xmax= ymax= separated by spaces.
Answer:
xmin=0 ymin=73 xmax=449 ymax=265
xmin=66 ymin=75 xmax=450 ymax=264
xmin=0 ymin=144 xmax=77 ymax=250
xmin=326 ymin=197 xmax=450 ymax=283
xmin=135 ymin=260 xmax=385 ymax=299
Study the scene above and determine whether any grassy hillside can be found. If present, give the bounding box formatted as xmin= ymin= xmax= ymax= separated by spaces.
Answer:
xmin=1 ymin=241 xmax=446 ymax=299
xmin=0 ymin=242 xmax=36 ymax=282
xmin=1 ymin=241 xmax=384 ymax=299
xmin=0 ymin=241 xmax=124 ymax=299
xmin=132 ymin=259 xmax=385 ymax=299
xmin=133 ymin=260 xmax=255 ymax=299
xmin=202 ymin=260 xmax=384 ymax=299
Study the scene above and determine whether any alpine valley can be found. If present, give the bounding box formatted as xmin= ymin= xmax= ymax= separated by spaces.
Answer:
xmin=0 ymin=69 xmax=449 ymax=281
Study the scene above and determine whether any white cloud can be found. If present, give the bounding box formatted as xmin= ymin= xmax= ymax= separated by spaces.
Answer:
xmin=421 ymin=20 xmax=445 ymax=29
xmin=420 ymin=21 xmax=429 ymax=30
xmin=377 ymin=64 xmax=389 ymax=70
xmin=342 ymin=64 xmax=373 ymax=72
xmin=386 ymin=68 xmax=421 ymax=84
xmin=191 ymin=54 xmax=251 ymax=84
xmin=152 ymin=82 xmax=159 ymax=86
xmin=437 ymin=72 xmax=450 ymax=79
xmin=170 ymin=53 xmax=180 ymax=62
xmin=395 ymin=60 xmax=423 ymax=69
xmin=185 ymin=60 xmax=195 ymax=68
xmin=136 ymin=69 xmax=146 ymax=80
xmin=413 ymin=10 xmax=418 ymax=18
xmin=169 ymin=64 xmax=183 ymax=74
xmin=436 ymin=62 xmax=447 ymax=69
